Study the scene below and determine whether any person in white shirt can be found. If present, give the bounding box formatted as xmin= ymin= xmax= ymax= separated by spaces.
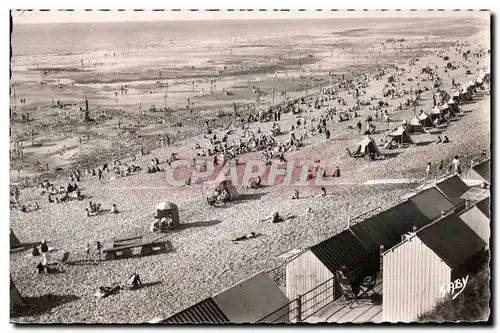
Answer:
xmin=452 ymin=155 xmax=461 ymax=174
xmin=425 ymin=162 xmax=432 ymax=181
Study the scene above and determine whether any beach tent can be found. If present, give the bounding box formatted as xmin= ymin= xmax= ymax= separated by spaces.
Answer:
xmin=427 ymin=106 xmax=442 ymax=121
xmin=10 ymin=229 xmax=21 ymax=249
xmin=10 ymin=277 xmax=24 ymax=311
xmin=417 ymin=113 xmax=436 ymax=128
xmin=207 ymin=168 xmax=241 ymax=201
xmin=213 ymin=180 xmax=240 ymax=200
xmin=446 ymin=99 xmax=461 ymax=115
xmin=407 ymin=116 xmax=424 ymax=133
xmin=388 ymin=126 xmax=414 ymax=144
xmin=155 ymin=201 xmax=180 ymax=228
xmin=354 ymin=136 xmax=381 ymax=157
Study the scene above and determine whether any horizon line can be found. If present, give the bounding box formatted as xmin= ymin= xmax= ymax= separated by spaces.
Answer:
xmin=11 ymin=10 xmax=489 ymax=25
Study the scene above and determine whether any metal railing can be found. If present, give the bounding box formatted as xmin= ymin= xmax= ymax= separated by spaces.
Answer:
xmin=256 ymin=276 xmax=337 ymax=323
xmin=256 ymin=298 xmax=301 ymax=323
xmin=348 ymin=206 xmax=382 ymax=227
xmin=300 ymin=276 xmax=337 ymax=321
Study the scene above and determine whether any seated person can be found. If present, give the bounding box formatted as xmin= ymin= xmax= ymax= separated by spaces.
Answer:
xmin=110 ymin=204 xmax=118 ymax=214
xmin=261 ymin=212 xmax=296 ymax=224
xmin=86 ymin=208 xmax=98 ymax=217
xmin=321 ymin=187 xmax=327 ymax=197
xmin=250 ymin=176 xmax=262 ymax=189
xmin=443 ymin=135 xmax=450 ymax=143
xmin=217 ymin=189 xmax=230 ymax=204
xmin=32 ymin=245 xmax=40 ymax=257
xmin=336 ymin=265 xmax=361 ymax=298
xmin=126 ymin=273 xmax=142 ymax=289
xmin=436 ymin=135 xmax=442 ymax=144
xmin=333 ymin=166 xmax=341 ymax=178
xmin=159 ymin=217 xmax=168 ymax=230
xmin=291 ymin=189 xmax=300 ymax=200
xmin=37 ymin=261 xmax=46 ymax=274
xmin=206 ymin=195 xmax=217 ymax=206
xmin=150 ymin=219 xmax=162 ymax=233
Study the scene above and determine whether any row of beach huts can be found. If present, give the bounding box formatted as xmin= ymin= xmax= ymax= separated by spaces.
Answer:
xmin=146 ymin=156 xmax=490 ymax=323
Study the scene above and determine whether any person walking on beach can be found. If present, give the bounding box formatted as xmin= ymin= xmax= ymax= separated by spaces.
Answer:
xmin=452 ymin=155 xmax=461 ymax=175
xmin=438 ymin=160 xmax=444 ymax=175
xmin=98 ymin=169 xmax=103 ymax=181
xmin=356 ymin=121 xmax=362 ymax=133
xmin=85 ymin=243 xmax=91 ymax=260
xmin=96 ymin=241 xmax=103 ymax=261
xmin=40 ymin=240 xmax=49 ymax=266
xmin=425 ymin=162 xmax=432 ymax=183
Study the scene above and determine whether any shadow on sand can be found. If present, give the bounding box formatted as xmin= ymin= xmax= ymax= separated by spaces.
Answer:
xmin=415 ymin=141 xmax=435 ymax=147
xmin=234 ymin=192 xmax=268 ymax=203
xmin=11 ymin=294 xmax=80 ymax=318
xmin=381 ymin=152 xmax=401 ymax=159
xmin=134 ymin=280 xmax=163 ymax=290
xmin=178 ymin=219 xmax=222 ymax=230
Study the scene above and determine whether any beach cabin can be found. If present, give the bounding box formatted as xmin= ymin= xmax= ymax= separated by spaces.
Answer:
xmin=382 ymin=214 xmax=487 ymax=322
xmin=434 ymin=175 xmax=470 ymax=206
xmin=408 ymin=187 xmax=455 ymax=220
xmin=349 ymin=200 xmax=429 ymax=255
xmin=285 ymin=229 xmax=378 ymax=319
xmin=157 ymin=271 xmax=290 ymax=323
xmin=459 ymin=197 xmax=490 ymax=247
xmin=460 ymin=159 xmax=490 ymax=186
xmin=212 ymin=271 xmax=290 ymax=323
xmin=159 ymin=297 xmax=229 ymax=324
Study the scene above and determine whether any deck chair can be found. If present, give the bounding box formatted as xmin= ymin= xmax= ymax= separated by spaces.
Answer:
xmin=55 ymin=251 xmax=70 ymax=270
xmin=336 ymin=271 xmax=370 ymax=309
xmin=359 ymin=273 xmax=379 ymax=298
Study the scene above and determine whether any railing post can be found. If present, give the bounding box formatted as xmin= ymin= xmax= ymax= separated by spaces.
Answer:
xmin=297 ymin=294 xmax=302 ymax=322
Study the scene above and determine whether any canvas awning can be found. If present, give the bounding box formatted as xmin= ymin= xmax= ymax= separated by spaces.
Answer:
xmin=156 ymin=201 xmax=177 ymax=211
xmin=417 ymin=113 xmax=429 ymax=121
xmin=439 ymin=103 xmax=449 ymax=111
xmin=448 ymin=98 xmax=456 ymax=105
xmin=430 ymin=107 xmax=441 ymax=115
xmin=388 ymin=126 xmax=405 ymax=136
xmin=409 ymin=116 xmax=422 ymax=126
xmin=453 ymin=91 xmax=460 ymax=97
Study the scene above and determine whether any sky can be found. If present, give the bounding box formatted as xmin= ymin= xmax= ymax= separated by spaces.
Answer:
xmin=12 ymin=9 xmax=489 ymax=25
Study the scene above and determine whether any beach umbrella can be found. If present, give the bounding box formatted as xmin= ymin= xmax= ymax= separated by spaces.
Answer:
xmin=156 ymin=201 xmax=176 ymax=211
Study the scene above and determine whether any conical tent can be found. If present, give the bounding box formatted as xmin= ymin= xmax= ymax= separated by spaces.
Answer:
xmin=354 ymin=136 xmax=381 ymax=157
xmin=428 ymin=107 xmax=442 ymax=120
xmin=10 ymin=229 xmax=21 ymax=249
xmin=388 ymin=127 xmax=414 ymax=144
xmin=10 ymin=277 xmax=24 ymax=311
xmin=417 ymin=113 xmax=436 ymax=128
xmin=209 ymin=169 xmax=240 ymax=200
xmin=407 ymin=116 xmax=423 ymax=133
